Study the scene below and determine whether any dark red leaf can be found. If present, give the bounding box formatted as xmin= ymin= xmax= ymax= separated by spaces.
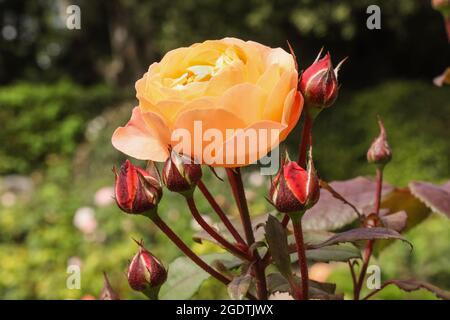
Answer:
xmin=380 ymin=210 xmax=407 ymax=233
xmin=303 ymin=177 xmax=394 ymax=231
xmin=308 ymin=227 xmax=412 ymax=250
xmin=409 ymin=181 xmax=450 ymax=218
xmin=367 ymin=279 xmax=450 ymax=300
xmin=264 ymin=215 xmax=292 ymax=279
xmin=227 ymin=272 xmax=253 ymax=300
xmin=380 ymin=188 xmax=431 ymax=231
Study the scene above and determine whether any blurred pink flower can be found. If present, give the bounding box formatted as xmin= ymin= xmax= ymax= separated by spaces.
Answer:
xmin=73 ymin=207 xmax=98 ymax=234
xmin=94 ymin=186 xmax=115 ymax=207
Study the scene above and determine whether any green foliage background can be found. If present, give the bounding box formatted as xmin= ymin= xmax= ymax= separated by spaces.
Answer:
xmin=0 ymin=0 xmax=449 ymax=299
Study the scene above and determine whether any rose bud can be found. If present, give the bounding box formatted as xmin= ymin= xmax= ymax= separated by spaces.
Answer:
xmin=299 ymin=49 xmax=346 ymax=111
xmin=127 ymin=242 xmax=167 ymax=299
xmin=113 ymin=160 xmax=162 ymax=215
xmin=269 ymin=152 xmax=320 ymax=214
xmin=99 ymin=273 xmax=120 ymax=300
xmin=162 ymin=150 xmax=202 ymax=196
xmin=367 ymin=118 xmax=392 ymax=166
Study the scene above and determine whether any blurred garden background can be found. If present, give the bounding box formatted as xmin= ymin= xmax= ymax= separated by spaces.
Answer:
xmin=0 ymin=0 xmax=449 ymax=299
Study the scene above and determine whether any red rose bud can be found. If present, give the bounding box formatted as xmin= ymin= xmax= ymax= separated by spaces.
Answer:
xmin=113 ymin=160 xmax=162 ymax=214
xmin=269 ymin=153 xmax=320 ymax=214
xmin=99 ymin=273 xmax=120 ymax=300
xmin=127 ymin=242 xmax=167 ymax=299
xmin=367 ymin=118 xmax=392 ymax=166
xmin=162 ymin=150 xmax=202 ymax=195
xmin=300 ymin=49 xmax=346 ymax=110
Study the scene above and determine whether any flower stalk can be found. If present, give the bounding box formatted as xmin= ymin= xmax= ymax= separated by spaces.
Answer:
xmin=354 ymin=166 xmax=383 ymax=300
xmin=297 ymin=112 xmax=314 ymax=167
xmin=197 ymin=180 xmax=246 ymax=246
xmin=226 ymin=168 xmax=268 ymax=300
xmin=290 ymin=213 xmax=309 ymax=300
xmin=186 ymin=196 xmax=251 ymax=261
xmin=148 ymin=212 xmax=230 ymax=286
xmin=353 ymin=118 xmax=391 ymax=299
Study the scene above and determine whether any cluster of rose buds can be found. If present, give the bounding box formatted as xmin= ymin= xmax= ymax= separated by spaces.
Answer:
xmin=111 ymin=43 xmax=347 ymax=300
xmin=114 ymin=150 xmax=203 ymax=217
xmin=113 ymin=151 xmax=204 ymax=297
xmin=267 ymin=47 xmax=345 ymax=217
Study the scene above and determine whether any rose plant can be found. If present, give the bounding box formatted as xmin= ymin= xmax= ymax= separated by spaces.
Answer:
xmin=103 ymin=37 xmax=450 ymax=300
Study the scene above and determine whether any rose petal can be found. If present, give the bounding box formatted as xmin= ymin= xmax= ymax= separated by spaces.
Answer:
xmin=215 ymin=120 xmax=286 ymax=167
xmin=112 ymin=107 xmax=170 ymax=161
xmin=219 ymin=83 xmax=267 ymax=125
xmin=266 ymin=47 xmax=296 ymax=73
xmin=205 ymin=62 xmax=246 ymax=96
xmin=263 ymin=70 xmax=298 ymax=122
xmin=159 ymin=47 xmax=190 ymax=77
xmin=280 ymin=90 xmax=303 ymax=140
xmin=256 ymin=64 xmax=282 ymax=94
xmin=172 ymin=108 xmax=246 ymax=163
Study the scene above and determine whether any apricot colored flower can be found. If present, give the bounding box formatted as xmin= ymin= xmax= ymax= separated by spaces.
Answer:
xmin=112 ymin=38 xmax=303 ymax=166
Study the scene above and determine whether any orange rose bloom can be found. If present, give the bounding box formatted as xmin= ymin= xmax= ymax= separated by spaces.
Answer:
xmin=112 ymin=38 xmax=303 ymax=166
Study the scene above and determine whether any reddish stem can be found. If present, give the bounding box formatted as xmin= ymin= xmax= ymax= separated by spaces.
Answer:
xmin=373 ymin=167 xmax=383 ymax=214
xmin=186 ymin=197 xmax=251 ymax=261
xmin=281 ymin=214 xmax=290 ymax=228
xmin=291 ymin=216 xmax=309 ymax=300
xmin=226 ymin=169 xmax=254 ymax=244
xmin=197 ymin=180 xmax=246 ymax=246
xmin=226 ymin=168 xmax=268 ymax=300
xmin=354 ymin=240 xmax=374 ymax=300
xmin=354 ymin=167 xmax=383 ymax=300
xmin=150 ymin=214 xmax=230 ymax=286
xmin=297 ymin=113 xmax=313 ymax=167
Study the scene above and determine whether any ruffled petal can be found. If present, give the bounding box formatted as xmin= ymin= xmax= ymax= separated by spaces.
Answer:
xmin=112 ymin=107 xmax=170 ymax=161
xmin=263 ymin=70 xmax=298 ymax=122
xmin=211 ymin=120 xmax=286 ymax=167
xmin=219 ymin=83 xmax=267 ymax=125
xmin=171 ymin=108 xmax=246 ymax=162
xmin=205 ymin=62 xmax=246 ymax=96
xmin=280 ymin=89 xmax=303 ymax=141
